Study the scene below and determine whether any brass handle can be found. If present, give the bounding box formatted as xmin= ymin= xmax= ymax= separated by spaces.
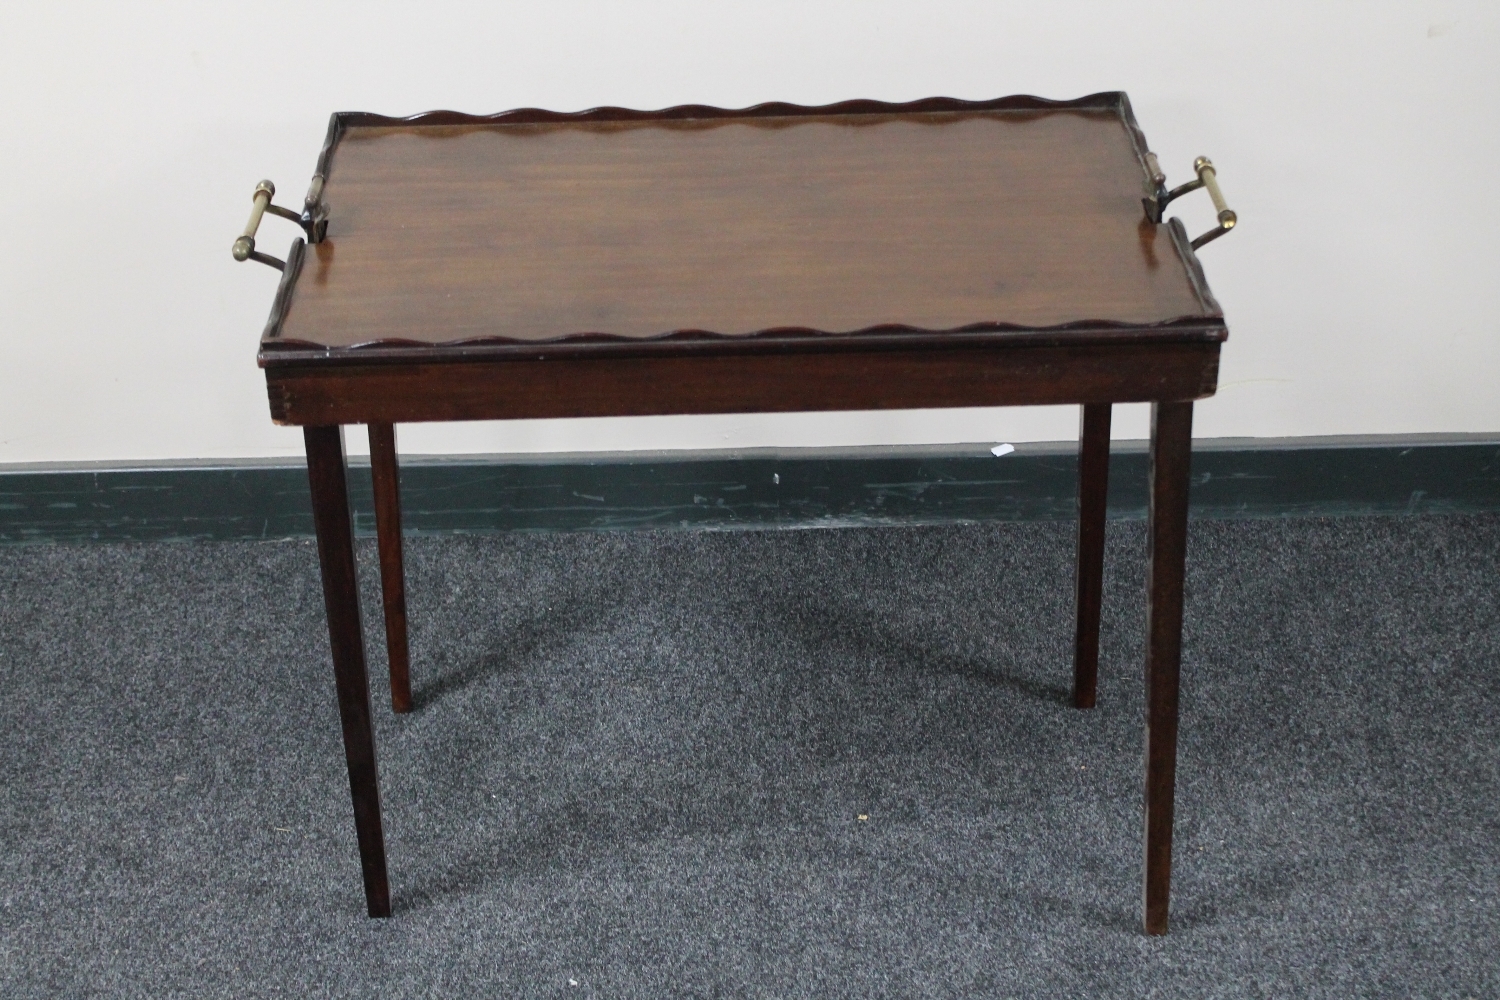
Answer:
xmin=1191 ymin=156 xmax=1236 ymax=249
xmin=232 ymin=179 xmax=291 ymax=271
xmin=231 ymin=176 xmax=329 ymax=271
xmin=1141 ymin=154 xmax=1237 ymax=250
xmin=1143 ymin=152 xmax=1167 ymax=188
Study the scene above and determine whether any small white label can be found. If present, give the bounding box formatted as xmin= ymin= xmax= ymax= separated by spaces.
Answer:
xmin=990 ymin=443 xmax=1015 ymax=457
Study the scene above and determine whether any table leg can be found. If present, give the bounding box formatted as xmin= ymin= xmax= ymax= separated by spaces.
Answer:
xmin=1142 ymin=401 xmax=1192 ymax=935
xmin=1072 ymin=403 xmax=1111 ymax=709
xmin=305 ymin=425 xmax=392 ymax=918
xmin=368 ymin=423 xmax=412 ymax=713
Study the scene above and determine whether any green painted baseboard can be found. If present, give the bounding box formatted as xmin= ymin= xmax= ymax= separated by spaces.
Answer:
xmin=1 ymin=435 xmax=1496 ymax=544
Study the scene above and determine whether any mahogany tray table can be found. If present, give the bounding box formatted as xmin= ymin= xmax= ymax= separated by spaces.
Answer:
xmin=239 ymin=92 xmax=1235 ymax=934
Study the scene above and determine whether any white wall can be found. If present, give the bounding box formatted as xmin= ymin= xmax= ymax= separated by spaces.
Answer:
xmin=2 ymin=1 xmax=1496 ymax=463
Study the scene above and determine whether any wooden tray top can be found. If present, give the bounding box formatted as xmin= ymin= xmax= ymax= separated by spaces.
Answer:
xmin=259 ymin=93 xmax=1224 ymax=366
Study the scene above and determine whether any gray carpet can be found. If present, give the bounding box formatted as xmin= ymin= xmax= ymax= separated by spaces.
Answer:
xmin=1 ymin=515 xmax=1496 ymax=998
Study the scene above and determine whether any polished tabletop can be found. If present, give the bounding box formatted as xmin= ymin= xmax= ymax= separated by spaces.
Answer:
xmin=262 ymin=95 xmax=1222 ymax=358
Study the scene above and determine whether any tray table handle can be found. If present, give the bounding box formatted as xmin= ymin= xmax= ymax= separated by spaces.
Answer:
xmin=231 ymin=177 xmax=330 ymax=271
xmin=1142 ymin=154 xmax=1237 ymax=250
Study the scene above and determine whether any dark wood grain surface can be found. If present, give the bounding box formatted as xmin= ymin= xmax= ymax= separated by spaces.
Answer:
xmin=265 ymin=339 xmax=1219 ymax=426
xmin=266 ymin=100 xmax=1218 ymax=356
xmin=1142 ymin=400 xmax=1193 ymax=935
xmin=1072 ymin=402 xmax=1112 ymax=709
xmin=304 ymin=426 xmax=390 ymax=918
xmin=367 ymin=423 xmax=411 ymax=714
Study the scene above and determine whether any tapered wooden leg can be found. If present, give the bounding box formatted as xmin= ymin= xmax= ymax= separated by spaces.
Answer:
xmin=368 ymin=423 xmax=412 ymax=713
xmin=305 ymin=425 xmax=391 ymax=919
xmin=1142 ymin=401 xmax=1193 ymax=935
xmin=1073 ymin=403 xmax=1111 ymax=709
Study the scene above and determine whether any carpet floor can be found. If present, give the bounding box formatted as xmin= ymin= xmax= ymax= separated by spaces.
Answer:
xmin=1 ymin=515 xmax=1497 ymax=998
